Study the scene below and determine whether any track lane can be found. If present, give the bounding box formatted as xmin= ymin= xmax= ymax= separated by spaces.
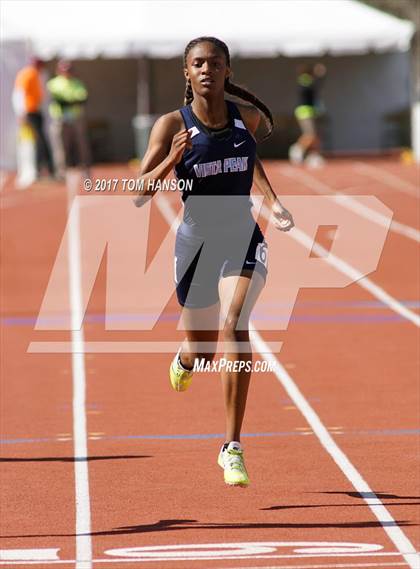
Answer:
xmin=1 ymin=183 xmax=76 ymax=563
xmin=84 ymin=163 xmax=418 ymax=566
xmin=1 ymin=159 xmax=418 ymax=567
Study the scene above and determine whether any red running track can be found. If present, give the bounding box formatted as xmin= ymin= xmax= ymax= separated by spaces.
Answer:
xmin=0 ymin=158 xmax=419 ymax=568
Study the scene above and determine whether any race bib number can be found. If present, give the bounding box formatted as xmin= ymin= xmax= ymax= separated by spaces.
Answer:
xmin=255 ymin=242 xmax=268 ymax=268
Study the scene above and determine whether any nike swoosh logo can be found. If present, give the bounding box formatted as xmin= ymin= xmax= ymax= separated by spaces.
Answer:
xmin=234 ymin=141 xmax=246 ymax=148
xmin=245 ymin=260 xmax=256 ymax=265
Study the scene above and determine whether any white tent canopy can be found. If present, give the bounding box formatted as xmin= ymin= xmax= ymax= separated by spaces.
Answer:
xmin=0 ymin=0 xmax=415 ymax=59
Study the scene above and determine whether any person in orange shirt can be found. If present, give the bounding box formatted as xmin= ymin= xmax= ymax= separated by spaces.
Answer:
xmin=13 ymin=57 xmax=55 ymax=177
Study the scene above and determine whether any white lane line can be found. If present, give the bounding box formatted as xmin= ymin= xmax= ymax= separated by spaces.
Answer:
xmin=0 ymin=558 xmax=409 ymax=566
xmin=336 ymin=196 xmax=420 ymax=243
xmin=250 ymin=327 xmax=420 ymax=569
xmin=352 ymin=162 xmax=419 ymax=199
xmin=286 ymin=225 xmax=419 ymax=327
xmin=66 ymin=171 xmax=92 ymax=569
xmin=281 ymin=167 xmax=420 ymax=243
xmin=259 ymin=199 xmax=420 ymax=327
xmin=159 ymin=192 xmax=420 ymax=327
xmin=0 ymin=551 xmax=409 ymax=565
xmin=0 ymin=550 xmax=60 ymax=561
xmin=157 ymin=194 xmax=419 ymax=569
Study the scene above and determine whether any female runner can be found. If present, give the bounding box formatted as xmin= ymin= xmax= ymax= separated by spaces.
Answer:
xmin=135 ymin=36 xmax=294 ymax=486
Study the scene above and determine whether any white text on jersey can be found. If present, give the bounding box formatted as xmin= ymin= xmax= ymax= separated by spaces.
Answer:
xmin=193 ymin=157 xmax=249 ymax=178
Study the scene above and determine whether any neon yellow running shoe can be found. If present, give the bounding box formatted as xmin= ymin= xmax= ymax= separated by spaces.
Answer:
xmin=217 ymin=441 xmax=250 ymax=487
xmin=169 ymin=348 xmax=193 ymax=392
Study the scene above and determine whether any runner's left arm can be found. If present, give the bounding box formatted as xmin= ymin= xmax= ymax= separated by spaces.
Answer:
xmin=238 ymin=105 xmax=294 ymax=232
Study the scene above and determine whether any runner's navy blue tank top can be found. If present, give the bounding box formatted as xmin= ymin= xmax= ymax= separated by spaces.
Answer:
xmin=175 ymin=100 xmax=257 ymax=236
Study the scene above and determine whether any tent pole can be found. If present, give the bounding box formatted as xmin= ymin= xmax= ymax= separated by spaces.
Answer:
xmin=135 ymin=55 xmax=152 ymax=160
xmin=137 ymin=55 xmax=150 ymax=116
xmin=410 ymin=27 xmax=420 ymax=163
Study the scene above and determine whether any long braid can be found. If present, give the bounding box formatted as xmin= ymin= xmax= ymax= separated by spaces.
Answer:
xmin=224 ymin=78 xmax=274 ymax=139
xmin=183 ymin=36 xmax=274 ymax=138
xmin=184 ymin=79 xmax=193 ymax=105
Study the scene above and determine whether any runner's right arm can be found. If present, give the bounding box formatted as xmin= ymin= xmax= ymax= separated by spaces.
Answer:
xmin=133 ymin=112 xmax=191 ymax=207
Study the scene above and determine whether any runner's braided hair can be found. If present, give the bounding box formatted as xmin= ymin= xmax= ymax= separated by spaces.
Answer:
xmin=183 ymin=36 xmax=274 ymax=139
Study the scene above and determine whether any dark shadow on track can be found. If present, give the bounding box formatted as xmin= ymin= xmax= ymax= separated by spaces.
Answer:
xmin=0 ymin=455 xmax=151 ymax=462
xmin=315 ymin=491 xmax=420 ymax=500
xmin=262 ymin=502 xmax=420 ymax=510
xmin=1 ymin=518 xmax=416 ymax=539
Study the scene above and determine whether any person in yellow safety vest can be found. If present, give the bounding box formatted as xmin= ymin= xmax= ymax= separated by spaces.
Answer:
xmin=47 ymin=60 xmax=91 ymax=177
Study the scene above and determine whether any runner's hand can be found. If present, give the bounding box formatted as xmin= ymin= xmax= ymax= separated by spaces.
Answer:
xmin=272 ymin=200 xmax=294 ymax=232
xmin=168 ymin=129 xmax=192 ymax=165
xmin=133 ymin=195 xmax=152 ymax=208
